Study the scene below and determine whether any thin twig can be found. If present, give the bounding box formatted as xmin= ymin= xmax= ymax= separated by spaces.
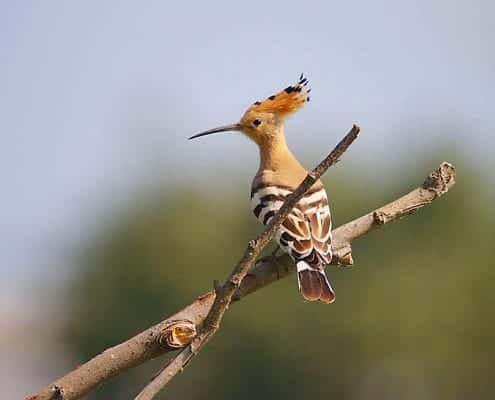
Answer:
xmin=27 ymin=154 xmax=457 ymax=400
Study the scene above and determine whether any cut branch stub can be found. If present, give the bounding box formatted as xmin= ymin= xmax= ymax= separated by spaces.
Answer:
xmin=331 ymin=250 xmax=354 ymax=266
xmin=159 ymin=320 xmax=197 ymax=348
xmin=423 ymin=161 xmax=456 ymax=196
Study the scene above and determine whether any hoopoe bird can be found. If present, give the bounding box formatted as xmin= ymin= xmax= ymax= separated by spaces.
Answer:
xmin=190 ymin=74 xmax=335 ymax=303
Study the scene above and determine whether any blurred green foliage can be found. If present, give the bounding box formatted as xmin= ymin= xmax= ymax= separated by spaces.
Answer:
xmin=64 ymin=160 xmax=494 ymax=399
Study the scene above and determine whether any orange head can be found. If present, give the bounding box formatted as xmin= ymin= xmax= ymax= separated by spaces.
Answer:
xmin=189 ymin=74 xmax=311 ymax=145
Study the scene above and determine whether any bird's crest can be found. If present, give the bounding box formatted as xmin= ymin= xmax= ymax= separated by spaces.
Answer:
xmin=249 ymin=74 xmax=311 ymax=117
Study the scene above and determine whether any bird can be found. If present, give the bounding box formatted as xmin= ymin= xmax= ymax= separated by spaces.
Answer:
xmin=189 ymin=74 xmax=335 ymax=303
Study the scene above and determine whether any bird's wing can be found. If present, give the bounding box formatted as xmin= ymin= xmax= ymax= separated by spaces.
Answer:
xmin=251 ymin=184 xmax=332 ymax=266
xmin=307 ymin=204 xmax=332 ymax=265
xmin=279 ymin=206 xmax=313 ymax=259
xmin=287 ymin=187 xmax=332 ymax=266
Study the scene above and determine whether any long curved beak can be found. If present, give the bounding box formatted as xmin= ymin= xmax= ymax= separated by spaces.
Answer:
xmin=188 ymin=123 xmax=242 ymax=140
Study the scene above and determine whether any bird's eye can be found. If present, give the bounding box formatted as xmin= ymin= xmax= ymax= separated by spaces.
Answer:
xmin=252 ymin=119 xmax=262 ymax=127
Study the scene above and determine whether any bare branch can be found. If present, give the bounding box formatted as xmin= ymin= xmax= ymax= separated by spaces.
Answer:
xmin=26 ymin=152 xmax=457 ymax=400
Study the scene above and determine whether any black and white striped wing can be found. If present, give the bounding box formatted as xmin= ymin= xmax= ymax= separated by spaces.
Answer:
xmin=300 ymin=188 xmax=332 ymax=265
xmin=250 ymin=185 xmax=332 ymax=266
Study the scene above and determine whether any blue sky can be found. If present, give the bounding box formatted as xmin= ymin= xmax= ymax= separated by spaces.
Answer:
xmin=2 ymin=0 xmax=493 ymax=309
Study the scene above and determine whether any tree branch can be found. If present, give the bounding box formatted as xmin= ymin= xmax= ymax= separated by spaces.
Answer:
xmin=27 ymin=140 xmax=456 ymax=400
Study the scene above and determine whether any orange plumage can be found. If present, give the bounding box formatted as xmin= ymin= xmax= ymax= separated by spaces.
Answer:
xmin=247 ymin=73 xmax=310 ymax=117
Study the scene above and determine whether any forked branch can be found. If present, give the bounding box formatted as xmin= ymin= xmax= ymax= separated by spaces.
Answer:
xmin=27 ymin=126 xmax=456 ymax=400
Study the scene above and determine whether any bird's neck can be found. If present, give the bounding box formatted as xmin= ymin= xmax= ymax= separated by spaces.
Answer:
xmin=257 ymin=131 xmax=305 ymax=178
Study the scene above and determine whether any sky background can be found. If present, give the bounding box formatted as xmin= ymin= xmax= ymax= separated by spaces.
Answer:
xmin=1 ymin=1 xmax=493 ymax=397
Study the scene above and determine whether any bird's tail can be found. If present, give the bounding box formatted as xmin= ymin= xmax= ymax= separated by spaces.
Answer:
xmin=296 ymin=261 xmax=335 ymax=304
